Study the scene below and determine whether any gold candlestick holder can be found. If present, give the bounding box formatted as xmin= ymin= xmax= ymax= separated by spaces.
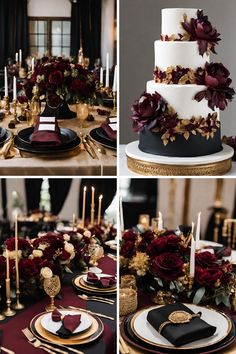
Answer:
xmin=3 ymin=96 xmax=10 ymax=115
xmin=3 ymin=279 xmax=16 ymax=317
xmin=12 ymin=289 xmax=24 ymax=310
xmin=104 ymin=86 xmax=113 ymax=97
xmin=12 ymin=99 xmax=19 ymax=125
xmin=112 ymin=91 xmax=117 ymax=112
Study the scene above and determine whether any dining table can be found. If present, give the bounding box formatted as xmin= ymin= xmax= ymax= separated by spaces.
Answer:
xmin=0 ymin=105 xmax=116 ymax=176
xmin=120 ymin=288 xmax=236 ymax=354
xmin=0 ymin=254 xmax=117 ymax=354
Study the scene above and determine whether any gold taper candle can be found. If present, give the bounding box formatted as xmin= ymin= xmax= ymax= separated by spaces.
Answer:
xmin=12 ymin=214 xmax=24 ymax=310
xmin=82 ymin=186 xmax=87 ymax=228
xmin=91 ymin=186 xmax=95 ymax=224
xmin=6 ymin=249 xmax=9 ymax=279
xmin=97 ymin=195 xmax=103 ymax=225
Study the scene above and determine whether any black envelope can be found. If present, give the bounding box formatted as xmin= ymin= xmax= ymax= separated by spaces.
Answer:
xmin=147 ymin=303 xmax=216 ymax=347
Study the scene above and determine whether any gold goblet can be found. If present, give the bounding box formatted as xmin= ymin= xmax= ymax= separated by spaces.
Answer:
xmin=76 ymin=103 xmax=89 ymax=128
xmin=43 ymin=275 xmax=61 ymax=312
xmin=88 ymin=244 xmax=103 ymax=267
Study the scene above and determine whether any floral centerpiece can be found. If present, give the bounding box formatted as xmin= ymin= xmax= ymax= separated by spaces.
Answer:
xmin=20 ymin=57 xmax=99 ymax=118
xmin=0 ymin=230 xmax=94 ymax=298
xmin=120 ymin=228 xmax=235 ymax=308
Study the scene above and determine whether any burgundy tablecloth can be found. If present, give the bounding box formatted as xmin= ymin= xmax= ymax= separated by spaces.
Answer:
xmin=0 ymin=256 xmax=116 ymax=354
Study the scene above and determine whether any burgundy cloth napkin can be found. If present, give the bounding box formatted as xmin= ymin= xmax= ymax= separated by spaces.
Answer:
xmin=100 ymin=123 xmax=116 ymax=141
xmin=31 ymin=117 xmax=62 ymax=146
xmin=51 ymin=309 xmax=81 ymax=338
xmin=87 ymin=272 xmax=116 ymax=288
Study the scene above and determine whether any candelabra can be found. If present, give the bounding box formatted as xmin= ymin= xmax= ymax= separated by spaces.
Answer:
xmin=3 ymin=96 xmax=10 ymax=116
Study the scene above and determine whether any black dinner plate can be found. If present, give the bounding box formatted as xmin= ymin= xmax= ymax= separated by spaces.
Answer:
xmin=121 ymin=314 xmax=236 ymax=354
xmin=0 ymin=129 xmax=12 ymax=145
xmin=90 ymin=128 xmax=116 ymax=150
xmin=96 ymin=127 xmax=116 ymax=143
xmin=17 ymin=127 xmax=78 ymax=147
xmin=14 ymin=135 xmax=80 ymax=154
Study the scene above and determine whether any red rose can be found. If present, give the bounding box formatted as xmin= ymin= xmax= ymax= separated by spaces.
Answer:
xmin=48 ymin=70 xmax=63 ymax=85
xmin=5 ymin=237 xmax=32 ymax=252
xmin=195 ymin=266 xmax=223 ymax=288
xmin=141 ymin=230 xmax=155 ymax=243
xmin=58 ymin=249 xmax=71 ymax=261
xmin=148 ymin=235 xmax=180 ymax=257
xmin=43 ymin=246 xmax=56 ymax=260
xmin=47 ymin=93 xmax=62 ymax=108
xmin=120 ymin=241 xmax=135 ymax=258
xmin=195 ymin=251 xmax=217 ymax=267
xmin=152 ymin=252 xmax=184 ymax=281
xmin=123 ymin=230 xmax=137 ymax=243
xmin=19 ymin=259 xmax=39 ymax=279
xmin=41 ymin=260 xmax=62 ymax=277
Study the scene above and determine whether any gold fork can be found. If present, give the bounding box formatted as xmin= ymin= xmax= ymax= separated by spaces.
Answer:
xmin=23 ymin=327 xmax=86 ymax=354
xmin=78 ymin=294 xmax=114 ymax=305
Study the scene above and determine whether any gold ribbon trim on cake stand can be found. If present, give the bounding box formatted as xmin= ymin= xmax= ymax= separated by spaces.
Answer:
xmin=127 ymin=155 xmax=232 ymax=176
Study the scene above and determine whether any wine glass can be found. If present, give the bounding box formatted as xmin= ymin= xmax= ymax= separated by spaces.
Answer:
xmin=88 ymin=244 xmax=104 ymax=273
xmin=76 ymin=102 xmax=89 ymax=128
xmin=43 ymin=275 xmax=61 ymax=312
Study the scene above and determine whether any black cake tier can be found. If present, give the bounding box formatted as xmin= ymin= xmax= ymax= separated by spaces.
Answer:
xmin=139 ymin=127 xmax=222 ymax=157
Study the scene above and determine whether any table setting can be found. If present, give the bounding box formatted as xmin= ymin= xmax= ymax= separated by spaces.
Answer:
xmin=0 ymin=57 xmax=117 ymax=175
xmin=0 ymin=187 xmax=117 ymax=353
xmin=119 ymin=209 xmax=236 ymax=354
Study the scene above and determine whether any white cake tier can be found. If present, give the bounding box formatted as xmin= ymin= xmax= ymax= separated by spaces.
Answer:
xmin=155 ymin=41 xmax=209 ymax=70
xmin=146 ymin=80 xmax=219 ymax=119
xmin=162 ymin=8 xmax=200 ymax=36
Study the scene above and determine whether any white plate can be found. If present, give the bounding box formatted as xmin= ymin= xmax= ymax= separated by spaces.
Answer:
xmin=105 ymin=240 xmax=117 ymax=250
xmin=133 ymin=304 xmax=231 ymax=350
xmin=83 ymin=273 xmax=116 ymax=285
xmin=198 ymin=240 xmax=223 ymax=248
xmin=41 ymin=310 xmax=92 ymax=335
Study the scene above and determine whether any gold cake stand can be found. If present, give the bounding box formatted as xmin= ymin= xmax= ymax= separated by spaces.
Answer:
xmin=126 ymin=141 xmax=234 ymax=176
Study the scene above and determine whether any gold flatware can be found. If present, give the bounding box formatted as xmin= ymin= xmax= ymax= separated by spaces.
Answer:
xmin=80 ymin=294 xmax=115 ymax=303
xmin=0 ymin=347 xmax=15 ymax=354
xmin=22 ymin=328 xmax=67 ymax=354
xmin=78 ymin=294 xmax=114 ymax=305
xmin=107 ymin=253 xmax=117 ymax=261
xmin=84 ymin=135 xmax=99 ymax=159
xmin=22 ymin=327 xmax=84 ymax=354
xmin=60 ymin=306 xmax=114 ymax=321
xmin=79 ymin=133 xmax=95 ymax=159
xmin=86 ymin=135 xmax=107 ymax=155
xmin=120 ymin=336 xmax=130 ymax=354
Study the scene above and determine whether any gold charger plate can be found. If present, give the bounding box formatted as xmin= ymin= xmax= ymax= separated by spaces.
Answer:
xmin=30 ymin=309 xmax=103 ymax=345
xmin=130 ymin=304 xmax=232 ymax=350
xmin=74 ymin=275 xmax=117 ymax=293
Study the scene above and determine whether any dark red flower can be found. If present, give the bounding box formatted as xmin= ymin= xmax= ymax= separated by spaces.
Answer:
xmin=120 ymin=241 xmax=135 ymax=258
xmin=195 ymin=266 xmax=223 ymax=288
xmin=18 ymin=96 xmax=28 ymax=104
xmin=148 ymin=234 xmax=180 ymax=257
xmin=152 ymin=252 xmax=184 ymax=281
xmin=195 ymin=251 xmax=217 ymax=267
xmin=181 ymin=10 xmax=221 ymax=55
xmin=195 ymin=62 xmax=235 ymax=110
xmin=48 ymin=70 xmax=63 ymax=85
xmin=5 ymin=238 xmax=32 ymax=254
xmin=58 ymin=249 xmax=71 ymax=261
xmin=122 ymin=230 xmax=137 ymax=243
xmin=131 ymin=92 xmax=167 ymax=132
xmin=19 ymin=259 xmax=39 ymax=279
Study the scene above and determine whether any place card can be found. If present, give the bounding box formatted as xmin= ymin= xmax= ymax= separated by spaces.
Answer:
xmin=109 ymin=117 xmax=117 ymax=123
xmin=109 ymin=123 xmax=117 ymax=131
xmin=39 ymin=117 xmax=56 ymax=123
xmin=38 ymin=124 xmax=55 ymax=131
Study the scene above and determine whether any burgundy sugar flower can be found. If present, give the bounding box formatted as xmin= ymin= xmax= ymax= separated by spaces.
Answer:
xmin=131 ymin=92 xmax=167 ymax=132
xmin=152 ymin=252 xmax=184 ymax=281
xmin=181 ymin=10 xmax=221 ymax=55
xmin=195 ymin=62 xmax=235 ymax=110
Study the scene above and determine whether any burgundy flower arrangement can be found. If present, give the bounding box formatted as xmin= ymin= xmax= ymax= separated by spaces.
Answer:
xmin=120 ymin=229 xmax=234 ymax=307
xmin=22 ymin=57 xmax=98 ymax=107
xmin=181 ymin=10 xmax=221 ymax=56
xmin=195 ymin=62 xmax=235 ymax=110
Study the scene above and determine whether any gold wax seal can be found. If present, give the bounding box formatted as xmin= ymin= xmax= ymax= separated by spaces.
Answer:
xmin=168 ymin=311 xmax=192 ymax=324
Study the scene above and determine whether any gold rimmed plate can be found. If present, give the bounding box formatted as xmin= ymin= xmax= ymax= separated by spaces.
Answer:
xmin=30 ymin=309 xmax=104 ymax=346
xmin=89 ymin=128 xmax=116 ymax=150
xmin=130 ymin=304 xmax=232 ymax=351
xmin=73 ymin=275 xmax=116 ymax=294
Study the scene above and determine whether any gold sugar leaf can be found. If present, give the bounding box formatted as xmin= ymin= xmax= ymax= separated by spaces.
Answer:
xmin=184 ymin=131 xmax=190 ymax=140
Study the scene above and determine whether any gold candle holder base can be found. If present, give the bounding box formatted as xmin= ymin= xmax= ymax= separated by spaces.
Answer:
xmin=3 ymin=96 xmax=10 ymax=115
xmin=12 ymin=99 xmax=19 ymax=125
xmin=3 ymin=306 xmax=16 ymax=317
xmin=12 ymin=300 xmax=24 ymax=310
xmin=0 ymin=313 xmax=5 ymax=321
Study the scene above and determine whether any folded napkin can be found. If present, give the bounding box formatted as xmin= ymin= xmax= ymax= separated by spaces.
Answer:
xmin=87 ymin=272 xmax=116 ymax=288
xmin=0 ymin=137 xmax=19 ymax=159
xmin=147 ymin=303 xmax=216 ymax=347
xmin=52 ymin=309 xmax=81 ymax=339
xmin=101 ymin=122 xmax=117 ymax=141
xmin=31 ymin=117 xmax=62 ymax=146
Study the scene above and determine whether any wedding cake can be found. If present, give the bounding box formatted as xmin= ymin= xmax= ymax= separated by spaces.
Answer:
xmin=130 ymin=9 xmax=235 ymax=160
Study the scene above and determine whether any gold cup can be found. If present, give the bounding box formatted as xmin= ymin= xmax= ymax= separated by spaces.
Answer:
xmin=119 ymin=288 xmax=138 ymax=316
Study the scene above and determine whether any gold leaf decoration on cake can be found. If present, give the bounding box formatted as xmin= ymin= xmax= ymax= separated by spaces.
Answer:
xmin=154 ymin=66 xmax=202 ymax=85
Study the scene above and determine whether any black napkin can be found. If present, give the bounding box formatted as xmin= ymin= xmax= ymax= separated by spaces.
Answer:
xmin=147 ymin=303 xmax=216 ymax=347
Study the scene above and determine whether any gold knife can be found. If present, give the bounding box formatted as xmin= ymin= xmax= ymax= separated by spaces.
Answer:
xmin=84 ymin=136 xmax=99 ymax=159
xmin=81 ymin=135 xmax=95 ymax=159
